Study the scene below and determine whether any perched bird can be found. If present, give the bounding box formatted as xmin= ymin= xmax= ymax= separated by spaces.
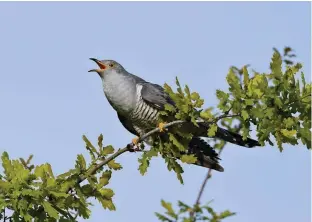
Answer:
xmin=89 ymin=59 xmax=260 ymax=172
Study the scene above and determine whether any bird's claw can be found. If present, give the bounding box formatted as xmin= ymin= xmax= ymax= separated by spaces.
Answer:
xmin=128 ymin=137 xmax=142 ymax=152
xmin=158 ymin=122 xmax=167 ymax=132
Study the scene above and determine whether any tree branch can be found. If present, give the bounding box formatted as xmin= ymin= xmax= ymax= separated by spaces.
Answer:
xmin=189 ymin=144 xmax=225 ymax=221
xmin=78 ymin=146 xmax=129 ymax=183
xmin=75 ymin=114 xmax=240 ymax=191
xmin=78 ymin=112 xmax=239 ymax=182
xmin=214 ymin=113 xmax=239 ymax=122
xmin=77 ymin=120 xmax=188 ymax=185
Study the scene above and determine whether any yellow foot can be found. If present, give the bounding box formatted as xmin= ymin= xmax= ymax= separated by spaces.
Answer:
xmin=132 ymin=137 xmax=140 ymax=145
xmin=158 ymin=122 xmax=167 ymax=132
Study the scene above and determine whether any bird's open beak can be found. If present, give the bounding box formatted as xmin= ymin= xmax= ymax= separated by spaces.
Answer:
xmin=88 ymin=58 xmax=106 ymax=72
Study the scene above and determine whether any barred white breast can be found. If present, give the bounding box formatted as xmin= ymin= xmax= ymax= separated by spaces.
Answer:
xmin=131 ymin=84 xmax=159 ymax=133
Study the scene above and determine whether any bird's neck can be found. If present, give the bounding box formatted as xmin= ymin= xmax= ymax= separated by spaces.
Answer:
xmin=102 ymin=72 xmax=136 ymax=115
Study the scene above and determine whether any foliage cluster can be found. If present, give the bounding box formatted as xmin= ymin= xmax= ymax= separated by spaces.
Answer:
xmin=0 ymin=47 xmax=310 ymax=221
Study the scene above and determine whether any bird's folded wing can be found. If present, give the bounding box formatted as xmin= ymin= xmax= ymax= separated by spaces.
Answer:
xmin=140 ymin=82 xmax=175 ymax=110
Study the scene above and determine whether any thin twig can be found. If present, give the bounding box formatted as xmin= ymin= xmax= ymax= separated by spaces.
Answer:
xmin=189 ymin=111 xmax=241 ymax=220
xmin=190 ymin=146 xmax=225 ymax=221
xmin=194 ymin=148 xmax=225 ymax=206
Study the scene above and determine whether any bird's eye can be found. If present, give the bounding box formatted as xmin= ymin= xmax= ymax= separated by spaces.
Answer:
xmin=109 ymin=63 xmax=114 ymax=68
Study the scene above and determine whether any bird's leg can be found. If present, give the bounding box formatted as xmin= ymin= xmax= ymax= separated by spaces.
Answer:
xmin=132 ymin=137 xmax=139 ymax=145
xmin=158 ymin=122 xmax=167 ymax=132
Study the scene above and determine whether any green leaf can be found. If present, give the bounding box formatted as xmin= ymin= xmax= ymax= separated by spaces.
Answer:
xmin=138 ymin=152 xmax=150 ymax=175
xmin=191 ymin=92 xmax=200 ymax=101
xmin=245 ymin=99 xmax=254 ymax=106
xmin=283 ymin=118 xmax=295 ymax=128
xmin=49 ymin=191 xmax=69 ymax=198
xmin=243 ymin=66 xmax=249 ymax=88
xmin=180 ymin=154 xmax=197 ymax=164
xmin=169 ymin=134 xmax=186 ymax=152
xmin=146 ymin=148 xmax=159 ymax=158
xmin=175 ymin=77 xmax=183 ymax=94
xmin=99 ymin=170 xmax=112 ymax=187
xmin=26 ymin=154 xmax=33 ymax=164
xmin=165 ymin=157 xmax=184 ymax=184
xmin=82 ymin=135 xmax=98 ymax=158
xmin=102 ymin=145 xmax=114 ymax=155
xmin=164 ymin=104 xmax=176 ymax=112
xmin=219 ymin=210 xmax=236 ymax=219
xmin=242 ymin=123 xmax=250 ymax=141
xmin=176 ymin=173 xmax=184 ymax=184
xmin=281 ymin=129 xmax=297 ymax=138
xmin=0 ymin=180 xmax=11 ymax=190
xmin=226 ymin=68 xmax=242 ymax=97
xmin=274 ymin=97 xmax=283 ymax=108
xmin=42 ymin=201 xmax=60 ymax=219
xmin=81 ymin=184 xmax=94 ymax=196
xmin=98 ymin=134 xmax=104 ymax=149
xmin=34 ymin=164 xmax=46 ymax=180
xmin=44 ymin=163 xmax=54 ymax=178
xmin=177 ymin=201 xmax=192 ymax=213
xmin=76 ymin=154 xmax=87 ymax=171
xmin=208 ymin=124 xmax=218 ymax=137
xmin=107 ymin=160 xmax=122 ymax=170
xmin=100 ymin=188 xmax=114 ymax=199
xmin=265 ymin=108 xmax=275 ymax=119
xmin=184 ymin=85 xmax=191 ymax=99
xmin=1 ymin=152 xmax=12 ymax=179
xmin=270 ymin=50 xmax=283 ymax=79
xmin=241 ymin=110 xmax=249 ymax=120
xmin=216 ymin=90 xmax=229 ymax=100
xmin=161 ymin=200 xmax=177 ymax=219
xmin=299 ymin=127 xmax=311 ymax=149
xmin=98 ymin=198 xmax=116 ymax=211
xmin=251 ymin=107 xmax=264 ymax=118
xmin=200 ymin=109 xmax=214 ymax=120
xmin=155 ymin=213 xmax=173 ymax=222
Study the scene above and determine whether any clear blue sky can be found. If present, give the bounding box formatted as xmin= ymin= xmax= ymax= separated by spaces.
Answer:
xmin=0 ymin=2 xmax=310 ymax=222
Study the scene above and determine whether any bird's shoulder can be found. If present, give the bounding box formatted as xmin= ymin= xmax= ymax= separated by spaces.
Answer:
xmin=126 ymin=71 xmax=175 ymax=109
xmin=138 ymin=81 xmax=175 ymax=109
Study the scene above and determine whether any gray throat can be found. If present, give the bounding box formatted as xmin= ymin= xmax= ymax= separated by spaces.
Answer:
xmin=101 ymin=71 xmax=137 ymax=115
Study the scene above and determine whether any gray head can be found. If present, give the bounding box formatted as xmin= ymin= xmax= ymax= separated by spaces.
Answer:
xmin=88 ymin=58 xmax=125 ymax=78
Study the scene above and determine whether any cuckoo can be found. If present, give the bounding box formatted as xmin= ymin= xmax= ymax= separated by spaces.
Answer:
xmin=89 ymin=59 xmax=260 ymax=172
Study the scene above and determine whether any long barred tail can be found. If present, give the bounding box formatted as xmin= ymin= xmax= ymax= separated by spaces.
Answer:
xmin=188 ymin=137 xmax=224 ymax=172
xmin=215 ymin=127 xmax=260 ymax=148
